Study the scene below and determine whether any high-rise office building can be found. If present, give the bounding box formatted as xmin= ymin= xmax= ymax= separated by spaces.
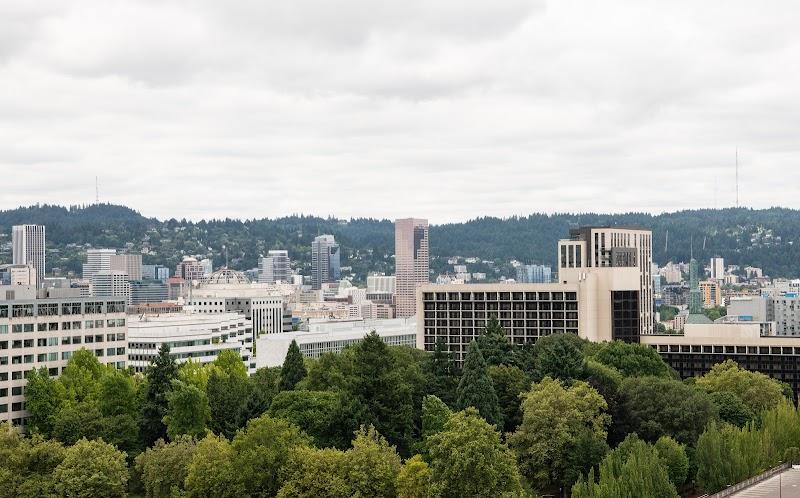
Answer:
xmin=83 ymin=248 xmax=116 ymax=280
xmin=710 ymin=256 xmax=725 ymax=281
xmin=311 ymin=236 xmax=340 ymax=290
xmin=11 ymin=225 xmax=45 ymax=287
xmin=91 ymin=271 xmax=131 ymax=304
xmin=175 ymin=257 xmax=206 ymax=282
xmin=395 ymin=218 xmax=429 ymax=318
xmin=110 ymin=253 xmax=142 ymax=281
xmin=259 ymin=250 xmax=291 ymax=284
xmin=130 ymin=280 xmax=168 ymax=305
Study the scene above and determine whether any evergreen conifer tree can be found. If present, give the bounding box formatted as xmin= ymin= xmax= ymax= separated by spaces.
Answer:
xmin=279 ymin=340 xmax=307 ymax=391
xmin=141 ymin=344 xmax=178 ymax=447
xmin=456 ymin=341 xmax=502 ymax=427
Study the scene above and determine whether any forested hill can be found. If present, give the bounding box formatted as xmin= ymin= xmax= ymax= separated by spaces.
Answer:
xmin=1 ymin=204 xmax=799 ymax=279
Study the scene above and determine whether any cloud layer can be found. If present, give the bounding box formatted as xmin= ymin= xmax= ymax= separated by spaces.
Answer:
xmin=1 ymin=0 xmax=798 ymax=222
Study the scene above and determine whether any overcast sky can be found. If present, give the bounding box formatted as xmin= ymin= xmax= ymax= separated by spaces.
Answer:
xmin=1 ymin=1 xmax=798 ymax=223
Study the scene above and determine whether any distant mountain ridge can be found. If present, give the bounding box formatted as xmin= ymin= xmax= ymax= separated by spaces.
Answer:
xmin=1 ymin=204 xmax=799 ymax=280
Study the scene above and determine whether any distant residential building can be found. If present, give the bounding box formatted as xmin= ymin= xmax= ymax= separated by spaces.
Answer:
xmin=259 ymin=250 xmax=291 ymax=284
xmin=745 ymin=266 xmax=764 ymax=279
xmin=311 ymin=235 xmax=341 ymax=290
xmin=130 ymin=280 xmax=169 ymax=305
xmin=395 ymin=218 xmax=429 ymax=318
xmin=12 ymin=225 xmax=45 ymax=287
xmin=367 ymin=274 xmax=396 ymax=294
xmin=710 ymin=256 xmax=725 ymax=281
xmin=92 ymin=271 xmax=131 ymax=304
xmin=454 ymin=264 xmax=468 ymax=274
xmin=110 ymin=253 xmax=142 ymax=281
xmin=699 ymin=280 xmax=723 ymax=308
xmin=472 ymin=272 xmax=487 ymax=281
xmin=516 ymin=264 xmax=552 ymax=284
xmin=83 ymin=248 xmax=116 ymax=280
xmin=175 ymin=257 xmax=205 ymax=282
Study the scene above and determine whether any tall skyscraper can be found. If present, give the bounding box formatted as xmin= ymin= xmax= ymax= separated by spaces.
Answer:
xmin=710 ymin=256 xmax=725 ymax=281
xmin=12 ymin=224 xmax=45 ymax=287
xmin=311 ymin=236 xmax=340 ymax=290
xmin=83 ymin=248 xmax=116 ymax=280
xmin=395 ymin=218 xmax=429 ymax=318
xmin=259 ymin=250 xmax=291 ymax=284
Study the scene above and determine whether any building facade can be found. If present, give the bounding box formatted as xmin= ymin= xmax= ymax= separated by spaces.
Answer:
xmin=311 ymin=236 xmax=341 ymax=290
xmin=395 ymin=218 xmax=429 ymax=318
xmin=91 ymin=271 xmax=132 ymax=304
xmin=127 ymin=312 xmax=253 ymax=373
xmin=83 ymin=248 xmax=116 ymax=280
xmin=130 ymin=280 xmax=169 ymax=305
xmin=110 ymin=253 xmax=143 ymax=281
xmin=516 ymin=264 xmax=552 ymax=284
xmin=259 ymin=250 xmax=291 ymax=284
xmin=11 ymin=225 xmax=45 ymax=288
xmin=0 ymin=297 xmax=128 ymax=426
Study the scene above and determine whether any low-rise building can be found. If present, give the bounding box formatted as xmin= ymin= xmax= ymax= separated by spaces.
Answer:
xmin=255 ymin=317 xmax=416 ymax=368
xmin=127 ymin=311 xmax=253 ymax=373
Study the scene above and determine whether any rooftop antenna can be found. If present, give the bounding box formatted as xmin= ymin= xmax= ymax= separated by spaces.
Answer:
xmin=735 ymin=148 xmax=739 ymax=208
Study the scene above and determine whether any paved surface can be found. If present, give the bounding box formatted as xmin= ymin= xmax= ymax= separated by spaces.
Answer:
xmin=730 ymin=468 xmax=800 ymax=497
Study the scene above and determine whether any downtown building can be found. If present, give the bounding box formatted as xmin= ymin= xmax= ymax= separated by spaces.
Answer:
xmin=11 ymin=225 xmax=45 ymax=288
xmin=395 ymin=218 xmax=429 ymax=318
xmin=0 ymin=293 xmax=128 ymax=427
xmin=259 ymin=250 xmax=292 ymax=284
xmin=127 ymin=311 xmax=253 ymax=373
xmin=418 ymin=225 xmax=800 ymax=395
xmin=311 ymin=236 xmax=341 ymax=290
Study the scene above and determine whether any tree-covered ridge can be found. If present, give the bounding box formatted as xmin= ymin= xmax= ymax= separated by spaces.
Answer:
xmin=2 ymin=204 xmax=800 ymax=280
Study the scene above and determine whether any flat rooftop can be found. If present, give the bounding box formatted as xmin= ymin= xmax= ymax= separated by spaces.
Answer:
xmin=729 ymin=467 xmax=800 ymax=497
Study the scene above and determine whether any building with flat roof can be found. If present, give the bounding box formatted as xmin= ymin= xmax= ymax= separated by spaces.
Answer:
xmin=12 ymin=225 xmax=45 ymax=288
xmin=259 ymin=250 xmax=291 ymax=284
xmin=110 ymin=253 xmax=142 ymax=281
xmin=311 ymin=235 xmax=341 ymax=290
xmin=0 ymin=296 xmax=128 ymax=427
xmin=130 ymin=280 xmax=168 ymax=305
xmin=83 ymin=248 xmax=116 ymax=281
xmin=127 ymin=311 xmax=253 ymax=373
xmin=255 ymin=317 xmax=416 ymax=368
xmin=395 ymin=218 xmax=429 ymax=318
xmin=91 ymin=271 xmax=131 ymax=304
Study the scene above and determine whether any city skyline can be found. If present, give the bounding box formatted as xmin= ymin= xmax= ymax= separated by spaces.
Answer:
xmin=2 ymin=1 xmax=800 ymax=222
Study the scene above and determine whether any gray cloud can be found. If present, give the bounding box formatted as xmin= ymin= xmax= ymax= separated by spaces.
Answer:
xmin=0 ymin=0 xmax=798 ymax=223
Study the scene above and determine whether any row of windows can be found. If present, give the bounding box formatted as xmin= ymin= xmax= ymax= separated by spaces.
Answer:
xmin=650 ymin=343 xmax=800 ymax=355
xmin=0 ymin=301 xmax=125 ymax=318
xmin=0 ymin=334 xmax=122 ymax=350
xmin=0 ymin=319 xmax=125 ymax=334
xmin=423 ymin=292 xmax=578 ymax=302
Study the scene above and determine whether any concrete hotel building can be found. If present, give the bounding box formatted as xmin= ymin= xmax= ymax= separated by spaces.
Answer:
xmin=395 ymin=218 xmax=429 ymax=318
xmin=418 ymin=225 xmax=800 ymax=395
xmin=11 ymin=225 xmax=45 ymax=288
xmin=0 ymin=295 xmax=128 ymax=426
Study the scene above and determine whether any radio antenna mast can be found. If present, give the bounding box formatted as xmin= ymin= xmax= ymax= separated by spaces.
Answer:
xmin=95 ymin=176 xmax=99 ymax=204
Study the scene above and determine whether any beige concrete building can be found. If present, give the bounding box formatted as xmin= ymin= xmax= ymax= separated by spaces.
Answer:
xmin=110 ymin=253 xmax=142 ymax=281
xmin=0 ymin=296 xmax=128 ymax=427
xmin=395 ymin=218 xmax=429 ymax=318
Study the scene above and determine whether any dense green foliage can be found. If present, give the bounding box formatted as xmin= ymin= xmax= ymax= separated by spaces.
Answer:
xmin=279 ymin=340 xmax=307 ymax=391
xmin=17 ymin=321 xmax=800 ymax=497
xmin=4 ymin=204 xmax=800 ymax=281
xmin=572 ymin=435 xmax=679 ymax=498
